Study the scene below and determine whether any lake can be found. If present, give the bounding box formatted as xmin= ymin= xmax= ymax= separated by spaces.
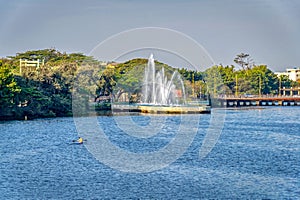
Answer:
xmin=1 ymin=107 xmax=299 ymax=199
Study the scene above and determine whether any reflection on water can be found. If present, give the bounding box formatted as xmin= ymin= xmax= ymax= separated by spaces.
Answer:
xmin=0 ymin=107 xmax=299 ymax=199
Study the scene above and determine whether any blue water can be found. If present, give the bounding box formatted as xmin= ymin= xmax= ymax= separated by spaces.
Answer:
xmin=1 ymin=107 xmax=299 ymax=199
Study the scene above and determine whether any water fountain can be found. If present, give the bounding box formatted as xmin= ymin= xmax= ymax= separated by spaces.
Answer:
xmin=112 ymin=54 xmax=210 ymax=114
xmin=135 ymin=54 xmax=210 ymax=114
xmin=143 ymin=54 xmax=186 ymax=105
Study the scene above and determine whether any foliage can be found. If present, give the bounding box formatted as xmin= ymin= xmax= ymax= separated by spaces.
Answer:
xmin=234 ymin=53 xmax=254 ymax=70
xmin=203 ymin=64 xmax=299 ymax=97
xmin=0 ymin=60 xmax=21 ymax=116
xmin=178 ymin=68 xmax=203 ymax=82
xmin=96 ymin=58 xmax=181 ymax=102
xmin=0 ymin=49 xmax=100 ymax=119
xmin=1 ymin=49 xmax=299 ymax=119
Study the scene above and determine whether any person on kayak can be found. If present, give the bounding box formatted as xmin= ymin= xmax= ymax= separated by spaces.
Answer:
xmin=77 ymin=137 xmax=83 ymax=144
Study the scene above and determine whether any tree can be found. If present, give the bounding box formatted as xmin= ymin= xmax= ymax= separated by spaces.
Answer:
xmin=1 ymin=49 xmax=102 ymax=119
xmin=0 ymin=60 xmax=21 ymax=111
xmin=97 ymin=66 xmax=116 ymax=98
xmin=234 ymin=53 xmax=254 ymax=70
xmin=278 ymin=74 xmax=293 ymax=88
xmin=204 ymin=66 xmax=226 ymax=97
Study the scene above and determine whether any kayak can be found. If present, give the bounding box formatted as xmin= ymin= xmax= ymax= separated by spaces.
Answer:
xmin=72 ymin=141 xmax=83 ymax=145
xmin=71 ymin=139 xmax=86 ymax=145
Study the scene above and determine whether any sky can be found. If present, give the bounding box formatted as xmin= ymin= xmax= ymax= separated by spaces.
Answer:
xmin=0 ymin=0 xmax=299 ymax=71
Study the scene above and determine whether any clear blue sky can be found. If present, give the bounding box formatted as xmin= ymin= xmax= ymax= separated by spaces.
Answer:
xmin=0 ymin=0 xmax=299 ymax=71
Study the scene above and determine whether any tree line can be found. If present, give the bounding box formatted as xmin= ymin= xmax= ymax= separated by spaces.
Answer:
xmin=0 ymin=49 xmax=298 ymax=120
xmin=0 ymin=49 xmax=100 ymax=119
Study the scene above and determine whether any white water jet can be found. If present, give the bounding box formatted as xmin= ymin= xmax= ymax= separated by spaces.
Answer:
xmin=142 ymin=54 xmax=186 ymax=105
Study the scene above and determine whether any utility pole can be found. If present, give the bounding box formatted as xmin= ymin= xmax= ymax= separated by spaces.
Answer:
xmin=199 ymin=83 xmax=202 ymax=99
xmin=259 ymin=75 xmax=262 ymax=97
xmin=213 ymin=76 xmax=217 ymax=98
xmin=279 ymin=77 xmax=282 ymax=96
xmin=235 ymin=74 xmax=238 ymax=97
xmin=192 ymin=72 xmax=195 ymax=98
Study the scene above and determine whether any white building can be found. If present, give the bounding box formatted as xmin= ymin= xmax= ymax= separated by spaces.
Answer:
xmin=275 ymin=68 xmax=300 ymax=82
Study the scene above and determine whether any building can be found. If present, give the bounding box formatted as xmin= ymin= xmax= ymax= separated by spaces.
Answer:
xmin=275 ymin=67 xmax=300 ymax=82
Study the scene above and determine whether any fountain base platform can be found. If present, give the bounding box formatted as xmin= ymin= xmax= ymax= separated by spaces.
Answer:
xmin=112 ymin=104 xmax=211 ymax=114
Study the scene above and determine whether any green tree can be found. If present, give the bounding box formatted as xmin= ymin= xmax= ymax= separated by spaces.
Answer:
xmin=204 ymin=65 xmax=227 ymax=97
xmin=0 ymin=60 xmax=21 ymax=111
xmin=234 ymin=53 xmax=254 ymax=70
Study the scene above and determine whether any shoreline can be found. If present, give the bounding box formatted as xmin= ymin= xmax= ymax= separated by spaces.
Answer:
xmin=1 ymin=106 xmax=299 ymax=121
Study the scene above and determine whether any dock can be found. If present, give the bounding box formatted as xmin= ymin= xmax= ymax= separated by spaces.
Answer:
xmin=215 ymin=96 xmax=300 ymax=107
